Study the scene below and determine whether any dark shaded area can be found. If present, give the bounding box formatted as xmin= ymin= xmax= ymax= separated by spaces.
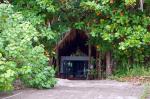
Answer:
xmin=57 ymin=29 xmax=96 ymax=57
xmin=62 ymin=60 xmax=88 ymax=80
xmin=54 ymin=29 xmax=97 ymax=79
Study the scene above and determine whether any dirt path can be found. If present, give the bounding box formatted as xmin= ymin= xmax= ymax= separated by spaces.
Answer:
xmin=1 ymin=79 xmax=145 ymax=99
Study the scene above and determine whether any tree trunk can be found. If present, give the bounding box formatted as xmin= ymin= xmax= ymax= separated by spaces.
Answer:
xmin=96 ymin=51 xmax=102 ymax=79
xmin=106 ymin=51 xmax=112 ymax=77
xmin=139 ymin=0 xmax=144 ymax=12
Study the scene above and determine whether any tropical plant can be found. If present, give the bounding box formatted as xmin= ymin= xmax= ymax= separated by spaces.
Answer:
xmin=0 ymin=2 xmax=56 ymax=91
xmin=0 ymin=53 xmax=17 ymax=91
xmin=20 ymin=66 xmax=56 ymax=89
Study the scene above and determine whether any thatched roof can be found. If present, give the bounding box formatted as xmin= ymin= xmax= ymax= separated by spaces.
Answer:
xmin=56 ymin=29 xmax=96 ymax=57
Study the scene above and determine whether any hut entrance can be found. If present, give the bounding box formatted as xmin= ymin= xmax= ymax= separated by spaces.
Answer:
xmin=60 ymin=56 xmax=88 ymax=79
xmin=55 ymin=29 xmax=97 ymax=79
xmin=53 ymin=29 xmax=113 ymax=79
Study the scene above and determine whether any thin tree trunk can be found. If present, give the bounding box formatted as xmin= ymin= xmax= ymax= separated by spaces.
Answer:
xmin=96 ymin=51 xmax=102 ymax=79
xmin=96 ymin=50 xmax=99 ymax=79
xmin=139 ymin=0 xmax=144 ymax=12
xmin=106 ymin=51 xmax=112 ymax=77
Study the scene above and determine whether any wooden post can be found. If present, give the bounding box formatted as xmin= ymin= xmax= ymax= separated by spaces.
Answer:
xmin=106 ymin=51 xmax=112 ymax=77
xmin=87 ymin=42 xmax=91 ymax=80
xmin=96 ymin=50 xmax=99 ymax=79
xmin=56 ymin=40 xmax=59 ymax=77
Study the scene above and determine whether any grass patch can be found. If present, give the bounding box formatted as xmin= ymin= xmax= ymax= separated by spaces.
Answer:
xmin=140 ymin=83 xmax=150 ymax=99
xmin=114 ymin=64 xmax=150 ymax=77
xmin=110 ymin=64 xmax=150 ymax=83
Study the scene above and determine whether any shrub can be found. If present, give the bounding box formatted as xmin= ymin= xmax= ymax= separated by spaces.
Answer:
xmin=0 ymin=3 xmax=57 ymax=91
xmin=20 ymin=66 xmax=56 ymax=89
xmin=0 ymin=54 xmax=17 ymax=91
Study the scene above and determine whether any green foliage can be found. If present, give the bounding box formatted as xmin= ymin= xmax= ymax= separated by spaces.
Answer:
xmin=10 ymin=0 xmax=150 ymax=78
xmin=0 ymin=54 xmax=17 ymax=91
xmin=36 ymin=0 xmax=56 ymax=13
xmin=125 ymin=0 xmax=136 ymax=6
xmin=0 ymin=3 xmax=49 ymax=67
xmin=20 ymin=66 xmax=56 ymax=89
xmin=90 ymin=12 xmax=150 ymax=50
xmin=114 ymin=64 xmax=150 ymax=77
xmin=0 ymin=0 xmax=150 ymax=91
xmin=0 ymin=3 xmax=56 ymax=91
xmin=141 ymin=83 xmax=150 ymax=99
xmin=80 ymin=1 xmax=101 ymax=12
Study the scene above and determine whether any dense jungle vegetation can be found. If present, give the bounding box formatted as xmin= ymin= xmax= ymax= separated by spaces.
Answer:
xmin=0 ymin=0 xmax=150 ymax=91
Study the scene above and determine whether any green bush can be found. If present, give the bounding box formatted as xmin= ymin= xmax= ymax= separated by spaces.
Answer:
xmin=20 ymin=66 xmax=56 ymax=89
xmin=0 ymin=54 xmax=17 ymax=91
xmin=0 ymin=3 xmax=57 ymax=91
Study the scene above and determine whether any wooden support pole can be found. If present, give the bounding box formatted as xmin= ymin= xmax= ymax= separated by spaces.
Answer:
xmin=56 ymin=40 xmax=59 ymax=77
xmin=96 ymin=50 xmax=99 ymax=79
xmin=106 ymin=51 xmax=112 ymax=77
xmin=87 ymin=42 xmax=91 ymax=80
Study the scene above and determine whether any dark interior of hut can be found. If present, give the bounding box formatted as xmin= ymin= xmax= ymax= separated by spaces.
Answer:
xmin=57 ymin=29 xmax=96 ymax=57
xmin=55 ymin=29 xmax=98 ymax=79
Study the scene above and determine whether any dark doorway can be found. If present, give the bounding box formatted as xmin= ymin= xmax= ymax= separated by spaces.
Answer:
xmin=63 ymin=61 xmax=88 ymax=79
xmin=54 ymin=29 xmax=97 ymax=79
xmin=60 ymin=56 xmax=89 ymax=79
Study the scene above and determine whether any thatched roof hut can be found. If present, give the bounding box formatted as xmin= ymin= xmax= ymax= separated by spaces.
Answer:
xmin=53 ymin=29 xmax=112 ymax=79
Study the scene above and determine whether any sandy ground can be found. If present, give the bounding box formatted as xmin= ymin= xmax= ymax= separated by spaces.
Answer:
xmin=0 ymin=79 xmax=145 ymax=99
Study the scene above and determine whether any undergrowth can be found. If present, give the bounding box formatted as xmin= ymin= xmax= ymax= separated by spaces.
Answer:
xmin=114 ymin=64 xmax=150 ymax=77
xmin=140 ymin=83 xmax=150 ymax=99
xmin=109 ymin=64 xmax=150 ymax=82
